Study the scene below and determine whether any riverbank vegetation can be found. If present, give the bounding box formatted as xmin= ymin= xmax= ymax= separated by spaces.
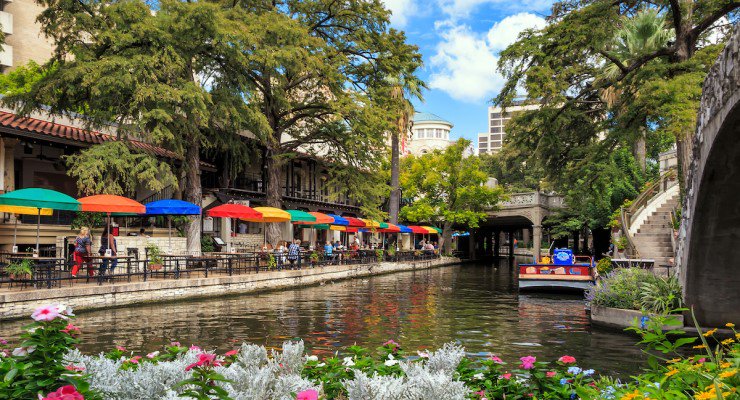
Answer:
xmin=587 ymin=269 xmax=684 ymax=314
xmin=1 ymin=305 xmax=738 ymax=399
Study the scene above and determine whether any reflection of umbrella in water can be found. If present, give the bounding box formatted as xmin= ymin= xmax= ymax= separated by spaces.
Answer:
xmin=0 ymin=188 xmax=81 ymax=253
xmin=0 ymin=205 xmax=52 ymax=251
xmin=78 ymin=195 xmax=146 ymax=254
xmin=145 ymin=199 xmax=201 ymax=251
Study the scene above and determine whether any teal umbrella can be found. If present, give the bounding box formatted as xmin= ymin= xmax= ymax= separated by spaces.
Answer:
xmin=0 ymin=188 xmax=81 ymax=252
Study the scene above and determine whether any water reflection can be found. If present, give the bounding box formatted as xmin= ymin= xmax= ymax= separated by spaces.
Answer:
xmin=0 ymin=259 xmax=646 ymax=375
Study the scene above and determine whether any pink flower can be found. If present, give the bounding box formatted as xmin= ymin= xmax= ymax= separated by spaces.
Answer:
xmin=296 ymin=389 xmax=319 ymax=400
xmin=0 ymin=338 xmax=7 ymax=345
xmin=225 ymin=350 xmax=239 ymax=357
xmin=115 ymin=346 xmax=126 ymax=352
xmin=558 ymin=355 xmax=576 ymax=364
xmin=31 ymin=305 xmax=61 ymax=322
xmin=64 ymin=364 xmax=85 ymax=372
xmin=12 ymin=346 xmax=35 ymax=357
xmin=40 ymin=385 xmax=84 ymax=400
xmin=147 ymin=351 xmax=159 ymax=359
xmin=474 ymin=391 xmax=487 ymax=400
xmin=189 ymin=345 xmax=201 ymax=352
xmin=546 ymin=371 xmax=557 ymax=378
xmin=126 ymin=356 xmax=141 ymax=364
xmin=697 ymin=358 xmax=706 ymax=363
xmin=185 ymin=353 xmax=221 ymax=371
xmin=490 ymin=355 xmax=504 ymax=364
xmin=519 ymin=356 xmax=536 ymax=370
xmin=61 ymin=323 xmax=81 ymax=336
xmin=170 ymin=341 xmax=181 ymax=347
xmin=383 ymin=340 xmax=399 ymax=349
xmin=500 ymin=373 xmax=512 ymax=380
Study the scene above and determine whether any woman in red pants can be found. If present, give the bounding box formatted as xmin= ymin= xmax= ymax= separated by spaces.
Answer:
xmin=71 ymin=227 xmax=93 ymax=278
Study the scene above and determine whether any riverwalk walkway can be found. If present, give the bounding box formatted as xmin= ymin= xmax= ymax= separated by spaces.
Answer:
xmin=0 ymin=254 xmax=461 ymax=320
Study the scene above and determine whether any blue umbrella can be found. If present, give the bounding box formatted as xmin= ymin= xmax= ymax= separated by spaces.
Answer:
xmin=145 ymin=200 xmax=201 ymax=251
xmin=327 ymin=214 xmax=350 ymax=226
xmin=396 ymin=224 xmax=413 ymax=234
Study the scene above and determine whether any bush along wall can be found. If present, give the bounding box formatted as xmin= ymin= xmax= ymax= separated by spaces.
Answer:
xmin=0 ymin=305 xmax=738 ymax=399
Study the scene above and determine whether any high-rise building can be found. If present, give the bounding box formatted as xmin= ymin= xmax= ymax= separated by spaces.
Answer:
xmin=477 ymin=101 xmax=540 ymax=155
xmin=0 ymin=1 xmax=55 ymax=72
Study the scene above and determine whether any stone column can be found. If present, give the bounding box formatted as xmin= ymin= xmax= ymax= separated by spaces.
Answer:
xmin=468 ymin=230 xmax=476 ymax=260
xmin=220 ymin=217 xmax=231 ymax=251
xmin=508 ymin=230 xmax=515 ymax=257
xmin=493 ymin=230 xmax=500 ymax=257
xmin=523 ymin=228 xmax=530 ymax=248
xmin=533 ymin=225 xmax=542 ymax=262
xmin=1 ymin=138 xmax=17 ymax=194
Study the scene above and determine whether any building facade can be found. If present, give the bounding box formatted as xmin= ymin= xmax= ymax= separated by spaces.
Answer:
xmin=0 ymin=0 xmax=55 ymax=71
xmin=477 ymin=102 xmax=540 ymax=155
xmin=405 ymin=112 xmax=453 ymax=156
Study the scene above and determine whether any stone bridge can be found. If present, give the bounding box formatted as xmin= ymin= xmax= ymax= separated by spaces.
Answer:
xmin=468 ymin=192 xmax=565 ymax=258
xmin=676 ymin=27 xmax=740 ymax=326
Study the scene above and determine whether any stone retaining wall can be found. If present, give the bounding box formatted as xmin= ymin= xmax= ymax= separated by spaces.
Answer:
xmin=0 ymin=257 xmax=461 ymax=320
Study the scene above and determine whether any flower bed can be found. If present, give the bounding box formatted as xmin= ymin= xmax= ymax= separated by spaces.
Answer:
xmin=0 ymin=305 xmax=738 ymax=399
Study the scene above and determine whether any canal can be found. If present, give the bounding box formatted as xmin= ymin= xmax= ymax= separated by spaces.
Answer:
xmin=1 ymin=259 xmax=647 ymax=375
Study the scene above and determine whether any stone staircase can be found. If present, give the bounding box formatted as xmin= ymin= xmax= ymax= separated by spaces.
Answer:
xmin=631 ymin=193 xmax=679 ymax=268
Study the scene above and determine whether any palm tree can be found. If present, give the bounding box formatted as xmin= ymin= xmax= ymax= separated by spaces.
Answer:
xmin=386 ymin=73 xmax=426 ymax=224
xmin=601 ymin=10 xmax=674 ymax=172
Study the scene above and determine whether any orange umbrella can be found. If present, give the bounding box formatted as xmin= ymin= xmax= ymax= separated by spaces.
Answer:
xmin=306 ymin=212 xmax=334 ymax=224
xmin=78 ymin=195 xmax=146 ymax=255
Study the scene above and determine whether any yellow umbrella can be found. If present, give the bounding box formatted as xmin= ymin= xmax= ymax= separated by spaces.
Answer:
xmin=240 ymin=207 xmax=291 ymax=248
xmin=0 ymin=205 xmax=53 ymax=250
xmin=330 ymin=225 xmax=346 ymax=231
xmin=360 ymin=219 xmax=381 ymax=228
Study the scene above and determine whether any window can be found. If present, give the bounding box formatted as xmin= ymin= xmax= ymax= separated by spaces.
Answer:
xmin=491 ymin=134 xmax=503 ymax=140
xmin=445 ymin=132 xmax=449 ymax=140
xmin=490 ymin=112 xmax=502 ymax=119
xmin=436 ymin=129 xmax=442 ymax=138
xmin=479 ymin=143 xmax=488 ymax=148
xmin=490 ymin=126 xmax=501 ymax=133
xmin=491 ymin=119 xmax=502 ymax=127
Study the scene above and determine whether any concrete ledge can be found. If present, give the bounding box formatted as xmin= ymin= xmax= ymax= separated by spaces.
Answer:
xmin=0 ymin=257 xmax=461 ymax=320
xmin=590 ymin=305 xmax=684 ymax=330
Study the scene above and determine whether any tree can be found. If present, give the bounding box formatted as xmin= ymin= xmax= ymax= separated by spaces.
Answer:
xmin=385 ymin=72 xmax=426 ymax=225
xmin=496 ymin=0 xmax=739 ymax=189
xmin=225 ymin=0 xmax=424 ymax=245
xmin=400 ymin=139 xmax=504 ymax=253
xmin=5 ymin=1 xmax=255 ymax=253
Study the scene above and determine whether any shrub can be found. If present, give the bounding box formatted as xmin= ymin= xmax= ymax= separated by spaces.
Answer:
xmin=587 ymin=269 xmax=684 ymax=314
xmin=596 ymin=257 xmax=613 ymax=275
xmin=639 ymin=274 xmax=683 ymax=314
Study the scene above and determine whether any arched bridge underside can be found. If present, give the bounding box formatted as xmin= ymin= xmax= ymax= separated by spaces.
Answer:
xmin=677 ymin=27 xmax=740 ymax=327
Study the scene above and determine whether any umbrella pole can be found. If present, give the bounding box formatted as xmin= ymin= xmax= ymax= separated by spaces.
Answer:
xmin=13 ymin=216 xmax=17 ymax=248
xmin=35 ymin=208 xmax=40 ymax=254
xmin=168 ymin=216 xmax=172 ymax=251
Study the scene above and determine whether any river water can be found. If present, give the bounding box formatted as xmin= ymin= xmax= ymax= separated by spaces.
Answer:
xmin=1 ymin=260 xmax=647 ymax=375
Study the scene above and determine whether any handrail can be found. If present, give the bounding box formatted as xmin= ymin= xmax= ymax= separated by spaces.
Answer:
xmin=619 ymin=206 xmax=639 ymax=258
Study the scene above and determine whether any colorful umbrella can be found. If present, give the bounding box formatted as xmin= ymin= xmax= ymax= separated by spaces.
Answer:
xmin=326 ymin=214 xmax=349 ymax=226
xmin=0 ymin=205 xmax=52 ymax=250
xmin=146 ymin=199 xmax=201 ymax=249
xmin=360 ymin=219 xmax=380 ymax=228
xmin=407 ymin=225 xmax=428 ymax=234
xmin=0 ymin=188 xmax=81 ymax=252
xmin=421 ymin=226 xmax=440 ymax=235
xmin=242 ymin=207 xmax=290 ymax=223
xmin=396 ymin=224 xmax=413 ymax=234
xmin=307 ymin=212 xmax=334 ymax=224
xmin=344 ymin=217 xmax=366 ymax=227
xmin=287 ymin=210 xmax=316 ymax=223
xmin=377 ymin=223 xmax=401 ymax=233
xmin=79 ymin=195 xmax=146 ymax=255
xmin=207 ymin=204 xmax=262 ymax=252
xmin=296 ymin=224 xmax=330 ymax=230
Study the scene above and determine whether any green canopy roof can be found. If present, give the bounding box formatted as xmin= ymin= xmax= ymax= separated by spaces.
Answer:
xmin=296 ymin=224 xmax=330 ymax=230
xmin=287 ymin=209 xmax=316 ymax=223
xmin=0 ymin=188 xmax=80 ymax=211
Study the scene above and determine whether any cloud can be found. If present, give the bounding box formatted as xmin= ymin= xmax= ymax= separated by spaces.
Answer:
xmin=428 ymin=13 xmax=546 ymax=103
xmin=382 ymin=0 xmax=417 ymax=27
xmin=437 ymin=0 xmax=554 ymax=20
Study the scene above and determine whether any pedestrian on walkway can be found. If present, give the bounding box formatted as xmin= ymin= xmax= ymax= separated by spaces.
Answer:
xmin=99 ymin=227 xmax=118 ymax=276
xmin=71 ymin=227 xmax=93 ymax=278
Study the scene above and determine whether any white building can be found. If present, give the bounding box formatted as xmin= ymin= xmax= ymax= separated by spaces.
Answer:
xmin=478 ymin=102 xmax=540 ymax=155
xmin=405 ymin=112 xmax=453 ymax=156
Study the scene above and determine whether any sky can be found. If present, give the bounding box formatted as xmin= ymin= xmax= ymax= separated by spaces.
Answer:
xmin=381 ymin=0 xmax=553 ymax=141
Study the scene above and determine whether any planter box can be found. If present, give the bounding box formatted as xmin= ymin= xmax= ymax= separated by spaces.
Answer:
xmin=590 ymin=305 xmax=684 ymax=330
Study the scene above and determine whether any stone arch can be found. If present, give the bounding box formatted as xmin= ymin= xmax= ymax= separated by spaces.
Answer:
xmin=677 ymin=27 xmax=740 ymax=326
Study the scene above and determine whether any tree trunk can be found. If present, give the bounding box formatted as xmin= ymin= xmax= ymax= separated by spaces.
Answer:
xmin=184 ymin=136 xmax=202 ymax=255
xmin=441 ymin=221 xmax=453 ymax=254
xmin=264 ymin=150 xmax=285 ymax=246
xmin=389 ymin=130 xmax=401 ymax=224
xmin=634 ymin=127 xmax=647 ymax=173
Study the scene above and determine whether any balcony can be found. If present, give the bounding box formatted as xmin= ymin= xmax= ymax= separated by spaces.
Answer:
xmin=0 ymin=11 xmax=11 ymax=35
xmin=0 ymin=44 xmax=12 ymax=68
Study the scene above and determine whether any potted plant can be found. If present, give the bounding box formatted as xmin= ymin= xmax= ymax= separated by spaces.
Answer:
xmin=387 ymin=247 xmax=396 ymax=260
xmin=146 ymin=243 xmax=164 ymax=271
xmin=309 ymin=251 xmax=319 ymax=265
xmin=267 ymin=254 xmax=277 ymax=270
xmin=375 ymin=249 xmax=384 ymax=262
xmin=6 ymin=259 xmax=33 ymax=280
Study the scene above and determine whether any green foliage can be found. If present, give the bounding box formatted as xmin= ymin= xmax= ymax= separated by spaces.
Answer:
xmin=595 ymin=257 xmax=613 ymax=276
xmin=0 ymin=307 xmax=100 ymax=400
xmin=267 ymin=254 xmax=277 ymax=270
xmin=64 ymin=141 xmax=177 ymax=197
xmin=587 ymin=268 xmax=684 ymax=314
xmin=5 ymin=259 xmax=33 ymax=278
xmin=375 ymin=248 xmax=384 ymax=262
xmin=200 ymin=235 xmax=215 ymax=253
xmin=70 ymin=212 xmax=105 ymax=232
xmin=400 ymin=139 xmax=504 ymax=240
xmin=309 ymin=252 xmax=319 ymax=263
xmin=639 ymin=275 xmax=684 ymax=315
xmin=0 ymin=61 xmax=51 ymax=97
xmin=146 ymin=242 xmax=164 ymax=265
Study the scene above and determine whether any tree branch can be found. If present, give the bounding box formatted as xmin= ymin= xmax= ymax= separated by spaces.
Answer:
xmin=596 ymin=49 xmax=628 ymax=74
xmin=690 ymin=2 xmax=740 ymax=39
xmin=667 ymin=0 xmax=683 ymax=32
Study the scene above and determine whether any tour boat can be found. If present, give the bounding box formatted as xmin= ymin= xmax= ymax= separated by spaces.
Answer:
xmin=518 ymin=248 xmax=596 ymax=292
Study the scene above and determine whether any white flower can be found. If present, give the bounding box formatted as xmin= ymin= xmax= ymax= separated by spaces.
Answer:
xmin=306 ymin=355 xmax=318 ymax=362
xmin=147 ymin=351 xmax=160 ymax=359
xmin=473 ymin=373 xmax=485 ymax=380
xmin=55 ymin=304 xmax=74 ymax=317
xmin=387 ymin=354 xmax=395 ymax=360
xmin=343 ymin=357 xmax=355 ymax=367
xmin=12 ymin=346 xmax=35 ymax=357
xmin=417 ymin=351 xmax=430 ymax=358
xmin=317 ymin=362 xmax=326 ymax=367
xmin=384 ymin=359 xmax=399 ymax=366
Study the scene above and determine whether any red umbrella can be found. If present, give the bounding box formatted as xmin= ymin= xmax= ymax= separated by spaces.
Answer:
xmin=344 ymin=217 xmax=366 ymax=227
xmin=407 ymin=225 xmax=428 ymax=234
xmin=207 ymin=204 xmax=262 ymax=219
xmin=377 ymin=223 xmax=401 ymax=233
xmin=207 ymin=204 xmax=262 ymax=252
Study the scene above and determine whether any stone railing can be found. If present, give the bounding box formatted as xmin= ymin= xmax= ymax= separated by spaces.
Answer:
xmin=501 ymin=192 xmax=565 ymax=209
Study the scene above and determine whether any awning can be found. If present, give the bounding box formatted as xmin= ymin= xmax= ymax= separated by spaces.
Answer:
xmin=326 ymin=214 xmax=349 ymax=226
xmin=307 ymin=212 xmax=334 ymax=224
xmin=207 ymin=204 xmax=262 ymax=219
xmin=344 ymin=217 xmax=366 ymax=227
xmin=407 ymin=225 xmax=428 ymax=234
xmin=287 ymin=209 xmax=316 ymax=223
xmin=396 ymin=224 xmax=414 ymax=234
xmin=243 ymin=207 xmax=291 ymax=222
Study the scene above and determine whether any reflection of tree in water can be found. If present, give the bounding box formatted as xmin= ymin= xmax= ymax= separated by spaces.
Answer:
xmin=0 ymin=263 xmax=646 ymax=375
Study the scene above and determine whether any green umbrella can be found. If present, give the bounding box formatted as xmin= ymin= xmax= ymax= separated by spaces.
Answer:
xmin=287 ymin=210 xmax=316 ymax=223
xmin=0 ymin=188 xmax=81 ymax=252
xmin=378 ymin=222 xmax=389 ymax=229
xmin=296 ymin=224 xmax=329 ymax=230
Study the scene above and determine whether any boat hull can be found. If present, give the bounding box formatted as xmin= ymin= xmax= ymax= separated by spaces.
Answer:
xmin=518 ymin=277 xmax=594 ymax=292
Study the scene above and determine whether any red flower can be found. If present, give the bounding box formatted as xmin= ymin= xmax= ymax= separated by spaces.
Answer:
xmin=185 ymin=353 xmax=222 ymax=371
xmin=225 ymin=350 xmax=239 ymax=357
xmin=60 ymin=323 xmax=81 ymax=336
xmin=296 ymin=389 xmax=319 ymax=400
xmin=558 ymin=355 xmax=576 ymax=364
xmin=546 ymin=371 xmax=557 ymax=378
xmin=41 ymin=385 xmax=84 ymax=400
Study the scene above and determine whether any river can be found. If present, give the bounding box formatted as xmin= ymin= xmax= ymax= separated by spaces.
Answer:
xmin=0 ymin=259 xmax=647 ymax=375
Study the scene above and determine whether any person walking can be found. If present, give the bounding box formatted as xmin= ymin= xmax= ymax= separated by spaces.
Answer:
xmin=71 ymin=227 xmax=93 ymax=278
xmin=99 ymin=227 xmax=118 ymax=276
